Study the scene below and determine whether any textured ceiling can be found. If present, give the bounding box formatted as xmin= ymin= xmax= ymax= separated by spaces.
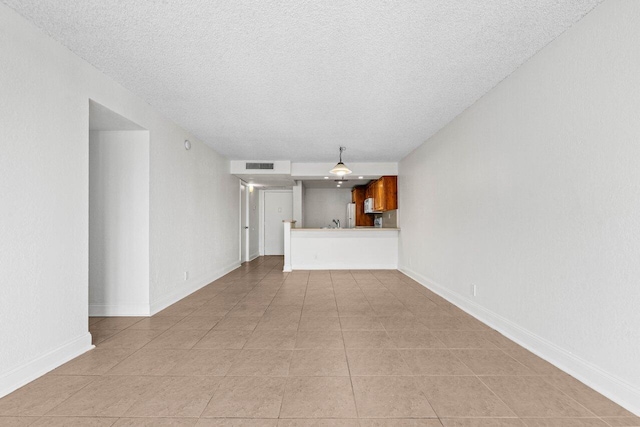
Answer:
xmin=4 ymin=0 xmax=601 ymax=161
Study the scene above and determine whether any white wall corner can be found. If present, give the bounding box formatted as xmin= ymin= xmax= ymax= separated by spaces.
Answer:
xmin=88 ymin=303 xmax=151 ymax=317
xmin=0 ymin=333 xmax=93 ymax=399
xmin=399 ymin=265 xmax=640 ymax=417
xmin=283 ymin=220 xmax=294 ymax=272
xmin=149 ymin=260 xmax=241 ymax=315
xmin=292 ymin=181 xmax=304 ymax=227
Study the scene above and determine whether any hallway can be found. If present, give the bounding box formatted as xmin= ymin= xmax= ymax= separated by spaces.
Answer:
xmin=0 ymin=257 xmax=634 ymax=426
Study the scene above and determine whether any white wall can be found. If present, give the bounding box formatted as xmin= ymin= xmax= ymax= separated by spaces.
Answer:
xmin=301 ymin=184 xmax=305 ymax=228
xmin=0 ymin=3 xmax=239 ymax=397
xmin=399 ymin=0 xmax=640 ymax=414
xmin=89 ymin=130 xmax=150 ymax=315
xmin=292 ymin=181 xmax=304 ymax=227
xmin=303 ymin=188 xmax=352 ymax=228
xmin=264 ymin=191 xmax=293 ymax=255
xmin=148 ymin=121 xmax=239 ymax=313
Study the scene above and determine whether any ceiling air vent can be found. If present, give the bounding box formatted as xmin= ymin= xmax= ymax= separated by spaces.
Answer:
xmin=246 ymin=162 xmax=274 ymax=170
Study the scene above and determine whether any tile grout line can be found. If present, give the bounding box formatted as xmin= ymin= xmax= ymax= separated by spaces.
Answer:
xmin=342 ymin=270 xmax=361 ymax=420
xmin=10 ymin=259 xmax=627 ymax=422
xmin=361 ymin=270 xmax=462 ymax=423
xmin=197 ymin=257 xmax=283 ymax=421
xmin=275 ymin=266 xmax=307 ymax=420
xmin=368 ymin=271 xmax=442 ymax=421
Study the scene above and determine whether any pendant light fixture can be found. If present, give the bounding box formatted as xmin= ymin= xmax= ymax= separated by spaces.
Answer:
xmin=330 ymin=146 xmax=352 ymax=176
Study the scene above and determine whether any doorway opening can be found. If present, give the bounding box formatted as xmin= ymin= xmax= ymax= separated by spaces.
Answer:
xmin=88 ymin=100 xmax=150 ymax=333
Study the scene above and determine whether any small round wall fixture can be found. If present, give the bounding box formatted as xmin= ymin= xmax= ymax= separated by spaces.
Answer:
xmin=184 ymin=139 xmax=191 ymax=150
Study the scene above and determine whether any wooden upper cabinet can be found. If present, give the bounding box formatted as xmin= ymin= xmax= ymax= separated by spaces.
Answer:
xmin=383 ymin=175 xmax=398 ymax=211
xmin=373 ymin=179 xmax=385 ymax=211
xmin=366 ymin=176 xmax=397 ymax=212
xmin=351 ymin=186 xmax=374 ymax=226
xmin=365 ymin=184 xmax=373 ymax=200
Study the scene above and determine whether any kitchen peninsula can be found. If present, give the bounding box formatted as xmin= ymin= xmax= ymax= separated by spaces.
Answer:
xmin=283 ymin=221 xmax=399 ymax=271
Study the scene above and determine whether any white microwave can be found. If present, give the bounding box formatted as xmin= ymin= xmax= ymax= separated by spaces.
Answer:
xmin=364 ymin=197 xmax=381 ymax=213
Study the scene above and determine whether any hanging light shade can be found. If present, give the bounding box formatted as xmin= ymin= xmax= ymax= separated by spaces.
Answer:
xmin=330 ymin=146 xmax=352 ymax=176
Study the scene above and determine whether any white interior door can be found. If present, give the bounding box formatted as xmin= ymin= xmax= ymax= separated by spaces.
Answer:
xmin=241 ymin=184 xmax=248 ymax=262
xmin=264 ymin=191 xmax=293 ymax=255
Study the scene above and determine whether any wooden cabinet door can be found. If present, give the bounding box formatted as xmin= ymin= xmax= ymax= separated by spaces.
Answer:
xmin=373 ymin=179 xmax=385 ymax=211
xmin=381 ymin=176 xmax=397 ymax=211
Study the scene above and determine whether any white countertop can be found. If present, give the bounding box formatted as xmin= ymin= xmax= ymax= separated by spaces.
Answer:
xmin=292 ymin=227 xmax=400 ymax=231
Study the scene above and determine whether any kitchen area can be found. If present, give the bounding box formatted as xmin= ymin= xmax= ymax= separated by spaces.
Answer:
xmin=303 ymin=176 xmax=398 ymax=229
xmin=230 ymin=159 xmax=401 ymax=270
xmin=284 ymin=175 xmax=400 ymax=271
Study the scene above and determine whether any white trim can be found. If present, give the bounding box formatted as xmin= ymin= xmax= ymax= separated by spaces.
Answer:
xmin=239 ymin=182 xmax=250 ymax=263
xmin=0 ymin=333 xmax=93 ymax=399
xmin=248 ymin=252 xmax=260 ymax=262
xmin=244 ymin=186 xmax=250 ymax=262
xmin=149 ymin=260 xmax=240 ymax=315
xmin=89 ymin=303 xmax=150 ymax=317
xmin=239 ymin=183 xmax=243 ymax=262
xmin=258 ymin=190 xmax=265 ymax=256
xmin=399 ymin=265 xmax=640 ymax=417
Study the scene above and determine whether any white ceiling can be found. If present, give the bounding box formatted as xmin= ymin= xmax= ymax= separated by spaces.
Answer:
xmin=5 ymin=0 xmax=601 ymax=161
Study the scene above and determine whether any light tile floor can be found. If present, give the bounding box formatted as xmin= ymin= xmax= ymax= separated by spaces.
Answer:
xmin=1 ymin=256 xmax=637 ymax=426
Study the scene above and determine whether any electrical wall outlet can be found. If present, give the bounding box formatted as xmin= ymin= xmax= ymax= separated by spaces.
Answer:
xmin=184 ymin=271 xmax=189 ymax=281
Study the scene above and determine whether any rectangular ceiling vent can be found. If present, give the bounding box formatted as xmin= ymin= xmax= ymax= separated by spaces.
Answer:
xmin=246 ymin=162 xmax=274 ymax=170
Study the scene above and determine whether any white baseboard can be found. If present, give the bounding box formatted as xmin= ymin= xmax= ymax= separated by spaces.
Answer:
xmin=248 ymin=252 xmax=260 ymax=262
xmin=89 ymin=303 xmax=151 ymax=317
xmin=0 ymin=333 xmax=93 ymax=399
xmin=399 ymin=265 xmax=640 ymax=417
xmin=150 ymin=260 xmax=241 ymax=315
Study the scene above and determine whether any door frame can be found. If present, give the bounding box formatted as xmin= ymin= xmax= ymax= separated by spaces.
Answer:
xmin=239 ymin=182 xmax=250 ymax=263
xmin=259 ymin=189 xmax=293 ymax=256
